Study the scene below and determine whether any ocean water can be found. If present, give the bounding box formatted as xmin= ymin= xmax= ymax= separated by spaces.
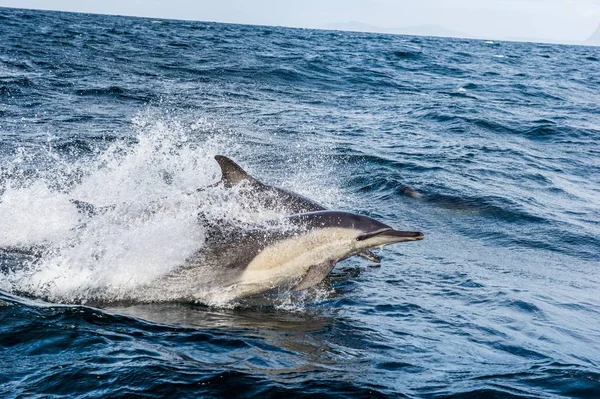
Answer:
xmin=1 ymin=6 xmax=599 ymax=398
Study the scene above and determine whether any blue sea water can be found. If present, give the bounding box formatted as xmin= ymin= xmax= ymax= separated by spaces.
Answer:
xmin=1 ymin=6 xmax=599 ymax=398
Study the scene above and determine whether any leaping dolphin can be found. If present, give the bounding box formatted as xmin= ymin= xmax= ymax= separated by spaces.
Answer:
xmin=211 ymin=155 xmax=382 ymax=263
xmin=63 ymin=157 xmax=424 ymax=304
xmin=145 ymin=210 xmax=424 ymax=302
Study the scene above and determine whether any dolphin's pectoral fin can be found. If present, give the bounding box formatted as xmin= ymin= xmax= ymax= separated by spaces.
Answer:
xmin=214 ymin=155 xmax=256 ymax=188
xmin=293 ymin=261 xmax=337 ymax=292
xmin=357 ymin=250 xmax=381 ymax=263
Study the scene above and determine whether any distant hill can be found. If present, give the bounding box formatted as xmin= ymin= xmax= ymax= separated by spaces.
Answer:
xmin=321 ymin=21 xmax=470 ymax=39
xmin=322 ymin=20 xmax=600 ymax=45
xmin=323 ymin=21 xmax=382 ymax=33
xmin=586 ymin=24 xmax=600 ymax=45
xmin=390 ymin=24 xmax=468 ymax=39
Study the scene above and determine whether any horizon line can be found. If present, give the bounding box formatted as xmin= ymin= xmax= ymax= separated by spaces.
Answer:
xmin=1 ymin=5 xmax=598 ymax=48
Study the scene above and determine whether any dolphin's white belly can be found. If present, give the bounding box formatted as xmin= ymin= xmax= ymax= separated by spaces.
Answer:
xmin=231 ymin=227 xmax=360 ymax=298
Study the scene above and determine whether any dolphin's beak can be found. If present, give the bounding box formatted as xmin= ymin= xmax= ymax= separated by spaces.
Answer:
xmin=357 ymin=228 xmax=424 ymax=242
xmin=381 ymin=230 xmax=424 ymax=240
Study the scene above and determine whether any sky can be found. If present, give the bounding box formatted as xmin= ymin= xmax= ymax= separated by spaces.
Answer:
xmin=0 ymin=0 xmax=599 ymax=43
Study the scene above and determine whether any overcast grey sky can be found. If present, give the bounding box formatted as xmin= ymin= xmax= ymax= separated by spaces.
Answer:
xmin=1 ymin=0 xmax=599 ymax=42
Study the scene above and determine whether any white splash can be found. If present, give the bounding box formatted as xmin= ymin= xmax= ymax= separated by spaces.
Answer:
xmin=0 ymin=112 xmax=343 ymax=306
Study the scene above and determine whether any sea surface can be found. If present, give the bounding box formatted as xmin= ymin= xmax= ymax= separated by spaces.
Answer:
xmin=1 ymin=7 xmax=599 ymax=398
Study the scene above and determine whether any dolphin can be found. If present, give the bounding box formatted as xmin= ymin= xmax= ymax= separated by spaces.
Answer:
xmin=211 ymin=155 xmax=382 ymax=263
xmin=145 ymin=210 xmax=424 ymax=302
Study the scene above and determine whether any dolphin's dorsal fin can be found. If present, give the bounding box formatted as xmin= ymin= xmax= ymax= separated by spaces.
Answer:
xmin=214 ymin=155 xmax=256 ymax=188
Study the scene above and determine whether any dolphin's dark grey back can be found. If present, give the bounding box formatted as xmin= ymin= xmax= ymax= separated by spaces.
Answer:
xmin=255 ymin=183 xmax=325 ymax=213
xmin=214 ymin=155 xmax=326 ymax=213
xmin=283 ymin=211 xmax=392 ymax=233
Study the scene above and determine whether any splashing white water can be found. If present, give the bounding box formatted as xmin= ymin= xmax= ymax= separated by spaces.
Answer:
xmin=0 ymin=112 xmax=343 ymax=306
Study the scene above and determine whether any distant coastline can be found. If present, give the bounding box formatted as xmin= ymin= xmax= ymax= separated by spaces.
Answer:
xmin=321 ymin=21 xmax=471 ymax=40
xmin=322 ymin=20 xmax=600 ymax=47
